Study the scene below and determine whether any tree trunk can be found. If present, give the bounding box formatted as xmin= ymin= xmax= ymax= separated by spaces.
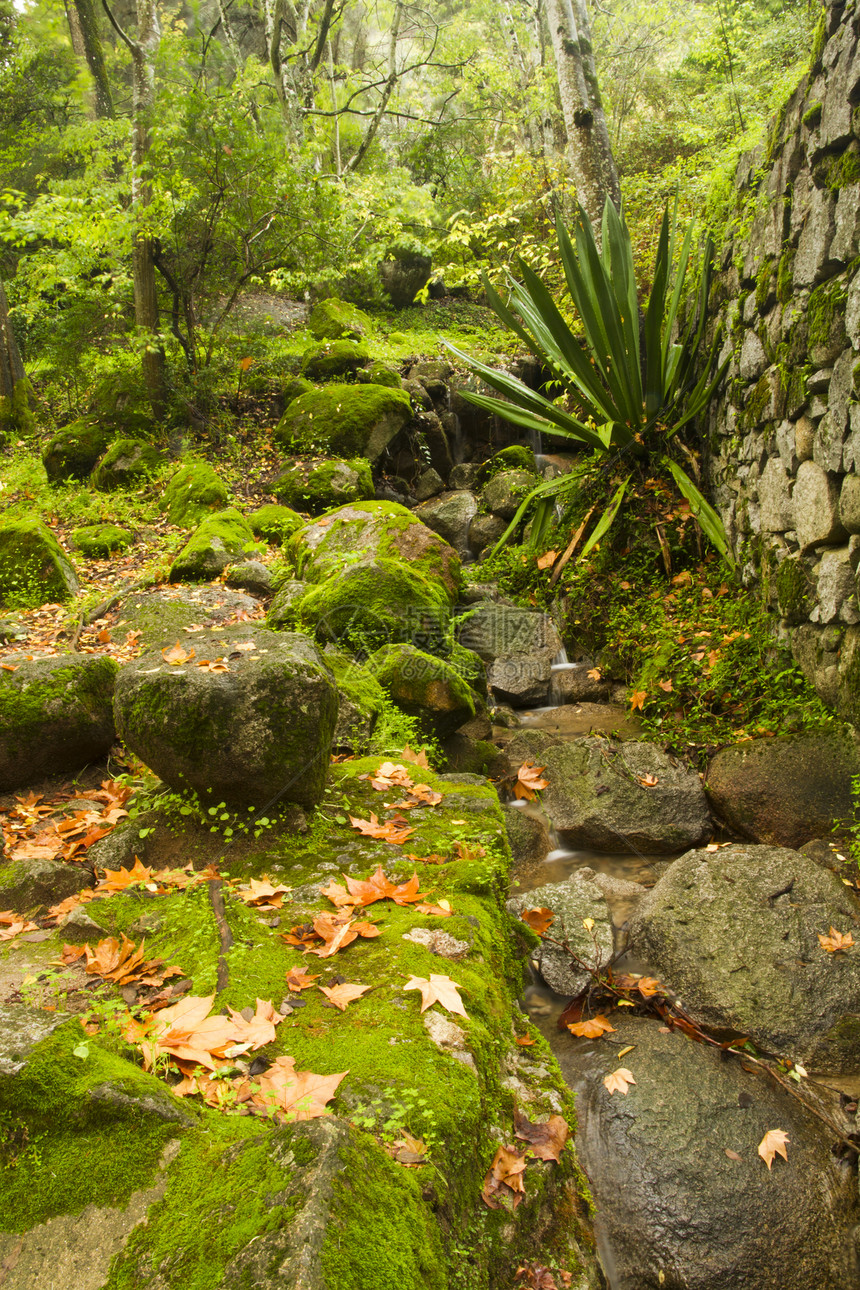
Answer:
xmin=72 ymin=0 xmax=115 ymax=118
xmin=544 ymin=0 xmax=620 ymax=228
xmin=0 ymin=281 xmax=34 ymax=438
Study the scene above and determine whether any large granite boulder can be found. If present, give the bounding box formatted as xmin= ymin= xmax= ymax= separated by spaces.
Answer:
xmin=0 ymin=654 xmax=117 ymax=790
xmin=366 ymin=643 xmax=476 ymax=737
xmin=168 ymin=509 xmax=256 ymax=583
xmin=292 ymin=501 xmax=462 ymax=598
xmin=628 ymin=843 xmax=860 ymax=1072
xmin=299 ymin=558 xmax=453 ymax=656
xmin=706 ymin=731 xmax=860 ymax=847
xmin=307 ymin=297 xmax=372 ymax=340
xmin=532 ymin=737 xmax=712 ymax=854
xmin=0 ymin=518 xmax=79 ymax=607
xmin=507 ymin=871 xmax=614 ymax=995
xmin=562 ymin=1015 xmax=859 ymax=1290
xmin=414 ymin=491 xmax=478 ymax=559
xmin=92 ymin=438 xmax=164 ymax=491
xmin=274 ymin=385 xmax=412 ymax=462
xmin=113 ymin=625 xmax=338 ymax=807
xmin=300 ymin=339 xmax=369 ymax=380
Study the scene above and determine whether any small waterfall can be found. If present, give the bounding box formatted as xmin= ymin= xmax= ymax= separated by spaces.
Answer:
xmin=528 ymin=425 xmax=543 ymax=457
xmin=548 ymin=645 xmax=576 ymax=706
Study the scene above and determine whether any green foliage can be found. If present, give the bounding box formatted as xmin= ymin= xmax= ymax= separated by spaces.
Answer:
xmin=448 ymin=199 xmax=732 ymax=564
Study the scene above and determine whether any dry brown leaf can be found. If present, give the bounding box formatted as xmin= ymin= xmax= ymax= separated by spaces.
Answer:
xmin=481 ymin=1144 xmax=528 ymax=1209
xmin=636 ymin=976 xmax=664 ymax=998
xmin=225 ymin=998 xmax=283 ymax=1050
xmin=536 ymin=549 xmax=558 ymax=570
xmin=603 ymin=1067 xmax=636 ymax=1095
xmin=319 ymin=878 xmax=354 ymax=907
xmin=0 ymin=911 xmax=38 ymax=940
xmin=567 ymin=1014 xmax=616 ymax=1039
xmin=413 ymin=901 xmax=452 ymax=917
xmin=818 ymin=927 xmax=855 ymax=953
xmin=635 ymin=773 xmax=659 ymax=788
xmin=348 ymin=813 xmax=415 ymax=845
xmin=250 ymin=1054 xmax=347 ymax=1121
xmin=407 ymin=783 xmax=443 ymax=807
xmin=370 ymin=762 xmax=415 ymax=791
xmin=725 ymin=1149 xmax=742 ymax=1162
xmin=758 ymin=1128 xmax=790 ymax=1169
xmin=95 ymin=857 xmax=153 ymax=893
xmin=513 ymin=1106 xmax=570 ymax=1161
xmin=520 ymin=907 xmax=554 ymax=937
xmin=404 ymin=973 xmax=467 ymax=1018
xmin=515 ymin=761 xmax=549 ymax=800
xmin=162 ymin=642 xmax=196 ymax=665
xmin=587 ymin=667 xmax=602 ymax=681
xmin=515 ymin=1035 xmax=536 ymax=1047
xmin=285 ymin=966 xmax=320 ymax=991
xmin=400 ymin=745 xmax=430 ymax=768
xmin=343 ymin=865 xmax=428 ymax=908
xmin=240 ymin=877 xmax=291 ymax=909
xmin=318 ymin=982 xmax=371 ymax=1011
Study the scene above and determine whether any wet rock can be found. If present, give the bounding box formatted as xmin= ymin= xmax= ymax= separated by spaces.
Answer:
xmin=628 ymin=843 xmax=860 ymax=1072
xmin=548 ymin=662 xmax=611 ymax=703
xmin=482 ymin=468 xmax=536 ymax=519
xmin=114 ymin=625 xmax=338 ymax=808
xmin=414 ymin=468 xmax=445 ymax=501
xmin=0 ymin=1004 xmax=70 ymax=1075
xmin=503 ymin=804 xmax=552 ymax=869
xmin=468 ymin=513 xmax=507 ymax=557
xmin=0 ymin=857 xmax=94 ymax=914
xmin=59 ymin=906 xmax=110 ymax=943
xmin=534 ymin=737 xmax=711 ymax=854
xmin=507 ymin=871 xmax=613 ymax=995
xmin=563 ymin=1015 xmax=859 ymax=1290
xmin=414 ymin=490 xmax=478 ymax=558
xmin=0 ymin=653 xmax=117 ymax=792
xmin=706 ymin=731 xmax=860 ymax=848
xmin=458 ymin=604 xmax=560 ymax=707
xmin=366 ymin=643 xmax=476 ymax=737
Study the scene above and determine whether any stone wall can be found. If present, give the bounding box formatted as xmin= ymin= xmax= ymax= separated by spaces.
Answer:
xmin=706 ymin=0 xmax=860 ymax=724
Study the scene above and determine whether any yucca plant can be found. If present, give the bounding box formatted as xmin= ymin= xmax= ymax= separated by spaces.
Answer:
xmin=445 ymin=198 xmax=733 ymax=566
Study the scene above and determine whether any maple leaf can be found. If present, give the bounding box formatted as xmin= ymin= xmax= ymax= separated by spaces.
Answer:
xmin=240 ymin=877 xmax=291 ymax=909
xmin=536 ymin=549 xmax=558 ymax=570
xmin=400 ymin=745 xmax=430 ymax=768
xmin=343 ymin=865 xmax=428 ymax=908
xmin=587 ymin=667 xmax=602 ymax=681
xmin=481 ymin=1144 xmax=528 ymax=1209
xmin=515 ymin=1035 xmax=536 ymax=1047
xmin=758 ymin=1128 xmax=789 ymax=1169
xmin=818 ymin=927 xmax=855 ymax=953
xmin=0 ymin=911 xmax=38 ymax=940
xmin=515 ymin=761 xmax=549 ymax=800
xmin=44 ymin=889 xmax=98 ymax=924
xmin=370 ymin=762 xmax=415 ymax=791
xmin=407 ymin=783 xmax=443 ymax=807
xmin=282 ymin=923 xmax=320 ymax=948
xmin=629 ymin=689 xmax=647 ymax=711
xmin=250 ymin=1054 xmax=347 ymax=1121
xmin=225 ymin=998 xmax=283 ymax=1050
xmin=139 ymin=993 xmax=239 ymax=1070
xmin=319 ymin=879 xmax=354 ymax=907
xmin=603 ymin=1067 xmax=636 ymax=1095
xmin=197 ymin=658 xmax=230 ymax=673
xmin=348 ymin=813 xmax=415 ymax=844
xmin=95 ymin=857 xmax=153 ymax=893
xmin=453 ymin=841 xmax=486 ymax=861
xmin=414 ymin=901 xmax=452 ymax=917
xmin=162 ymin=642 xmax=195 ymax=665
xmin=635 ymin=773 xmax=659 ymax=788
xmin=404 ymin=973 xmax=467 ymax=1018
xmin=636 ymin=976 xmax=663 ymax=997
xmin=567 ymin=1014 xmax=616 ymax=1039
xmin=513 ymin=1106 xmax=570 ymax=1161
xmin=389 ymin=1132 xmax=429 ymax=1166
xmin=405 ymin=851 xmax=448 ymax=866
xmin=319 ymin=982 xmax=371 ymax=1011
xmin=286 ymin=966 xmax=320 ymax=991
xmin=305 ymin=913 xmax=360 ymax=958
xmin=521 ymin=907 xmax=554 ymax=937
xmin=658 ymin=679 xmax=674 ymax=692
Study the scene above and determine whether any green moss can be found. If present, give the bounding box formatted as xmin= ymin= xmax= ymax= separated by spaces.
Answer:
xmin=321 ymin=1134 xmax=446 ymax=1290
xmin=0 ymin=653 xmax=115 ymax=753
xmin=169 ymin=509 xmax=257 ymax=583
xmin=300 ymin=339 xmax=370 ymax=380
xmin=366 ymin=643 xmax=476 ymax=736
xmin=777 ymin=248 xmax=796 ymax=304
xmin=308 ymin=297 xmax=373 ymax=341
xmin=161 ymin=461 xmax=229 ymax=528
xmin=42 ymin=418 xmax=113 ymax=484
xmin=802 ymin=101 xmax=822 ymax=128
xmin=808 ymin=276 xmax=848 ymax=357
xmin=92 ymin=438 xmax=163 ymax=491
xmin=477 ymin=445 xmax=536 ymax=484
xmin=755 ymin=263 xmax=775 ymax=313
xmin=741 ymin=374 xmax=772 ymax=430
xmin=357 ymin=361 xmax=402 ymax=389
xmin=824 ymin=150 xmax=860 ymax=192
xmin=0 ymin=1022 xmax=183 ymax=1231
xmin=249 ymin=503 xmax=305 ymax=545
xmin=0 ymin=516 xmax=79 ymax=607
xmin=274 ymin=384 xmax=413 ymax=460
xmin=273 ymin=457 xmax=374 ymax=514
xmin=0 ymin=377 xmax=35 ymax=438
xmin=71 ymin=523 xmax=132 ymax=558
xmin=776 ymin=556 xmax=814 ymax=624
xmin=810 ymin=8 xmax=828 ymax=70
xmin=299 ymin=558 xmax=454 ymax=656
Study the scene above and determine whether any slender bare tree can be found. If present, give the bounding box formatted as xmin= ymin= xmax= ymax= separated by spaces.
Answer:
xmin=0 ymin=280 xmax=34 ymax=437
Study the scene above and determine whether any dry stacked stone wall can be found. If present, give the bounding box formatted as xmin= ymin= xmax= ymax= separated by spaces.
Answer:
xmin=706 ymin=0 xmax=860 ymax=723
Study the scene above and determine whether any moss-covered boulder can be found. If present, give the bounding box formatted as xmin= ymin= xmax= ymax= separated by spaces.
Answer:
xmin=0 ymin=653 xmax=118 ymax=791
xmin=70 ymin=523 xmax=132 ymax=559
xmin=356 ymin=360 xmax=402 ymax=388
xmin=169 ymin=510 xmax=257 ymax=583
xmin=107 ymin=586 xmax=263 ymax=651
xmin=92 ymin=438 xmax=164 ymax=491
xmin=477 ymin=445 xmax=536 ymax=483
xmin=367 ymin=643 xmax=476 ymax=737
xmin=265 ymin=580 xmax=308 ymax=631
xmin=326 ymin=649 xmax=387 ymax=752
xmin=224 ymin=560 xmax=273 ymax=597
xmin=274 ymin=385 xmax=412 ymax=462
xmin=292 ymin=500 xmax=462 ymax=599
xmin=482 ymin=468 xmax=538 ymax=520
xmin=42 ymin=420 xmax=113 ymax=484
xmin=248 ymin=504 xmax=304 ymax=546
xmin=0 ymin=856 xmax=93 ymax=914
xmin=0 ymin=518 xmax=79 ymax=608
xmin=113 ymin=624 xmax=338 ymax=807
xmin=307 ymin=297 xmax=373 ymax=341
xmin=161 ymin=461 xmax=229 ymax=528
xmin=273 ymin=457 xmax=374 ymax=514
xmin=88 ymin=368 xmax=156 ymax=437
xmin=300 ymin=339 xmax=369 ymax=380
xmin=299 ymin=558 xmax=454 ymax=656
